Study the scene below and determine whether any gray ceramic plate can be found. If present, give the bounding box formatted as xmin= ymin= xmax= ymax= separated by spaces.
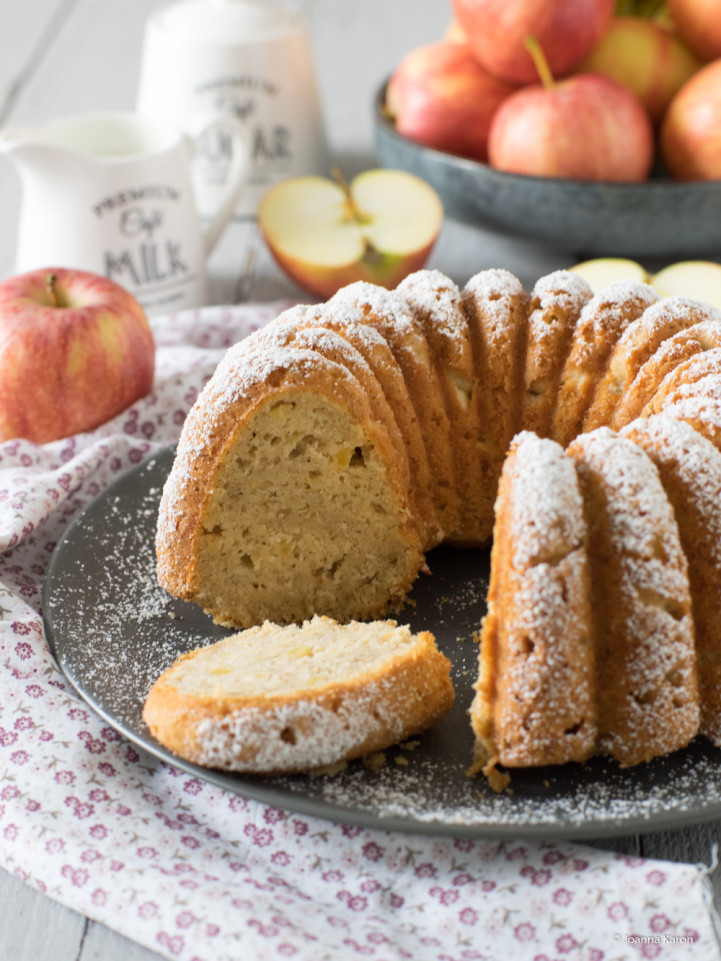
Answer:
xmin=374 ymin=83 xmax=721 ymax=260
xmin=42 ymin=448 xmax=721 ymax=839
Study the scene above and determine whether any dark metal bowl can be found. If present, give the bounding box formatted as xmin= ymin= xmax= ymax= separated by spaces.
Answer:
xmin=373 ymin=82 xmax=721 ymax=259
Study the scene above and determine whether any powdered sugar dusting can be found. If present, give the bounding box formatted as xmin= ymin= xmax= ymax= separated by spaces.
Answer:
xmin=193 ymin=675 xmax=407 ymax=773
xmin=571 ymin=282 xmax=659 ymax=363
xmin=532 ymin=269 xmax=592 ymax=310
xmin=506 ymin=432 xmax=585 ymax=569
xmin=568 ymin=427 xmax=698 ymax=763
xmin=622 ymin=415 xmax=721 ymax=568
xmin=397 ymin=270 xmax=468 ymax=347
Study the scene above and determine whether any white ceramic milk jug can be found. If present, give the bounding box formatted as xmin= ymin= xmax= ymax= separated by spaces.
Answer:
xmin=0 ymin=111 xmax=250 ymax=314
xmin=136 ymin=0 xmax=328 ymax=220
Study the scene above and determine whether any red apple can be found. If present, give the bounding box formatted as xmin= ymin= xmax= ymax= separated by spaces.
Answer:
xmin=661 ymin=59 xmax=721 ymax=180
xmin=386 ymin=42 xmax=515 ymax=162
xmin=0 ymin=268 xmax=155 ymax=444
xmin=578 ymin=16 xmax=701 ymax=124
xmin=488 ymin=40 xmax=654 ymax=181
xmin=668 ymin=0 xmax=721 ymax=62
xmin=445 ymin=20 xmax=467 ymax=43
xmin=258 ymin=169 xmax=444 ymax=299
xmin=451 ymin=0 xmax=614 ymax=84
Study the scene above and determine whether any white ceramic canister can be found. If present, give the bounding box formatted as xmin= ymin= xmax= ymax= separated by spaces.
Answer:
xmin=136 ymin=0 xmax=329 ymax=220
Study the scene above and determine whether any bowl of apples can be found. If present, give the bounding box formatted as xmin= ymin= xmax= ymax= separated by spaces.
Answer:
xmin=373 ymin=0 xmax=721 ymax=259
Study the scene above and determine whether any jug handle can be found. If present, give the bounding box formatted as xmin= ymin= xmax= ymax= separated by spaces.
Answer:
xmin=188 ymin=113 xmax=252 ymax=256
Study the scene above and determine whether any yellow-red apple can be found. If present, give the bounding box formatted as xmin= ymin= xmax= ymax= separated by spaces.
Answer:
xmin=488 ymin=41 xmax=654 ymax=181
xmin=451 ymin=0 xmax=614 ymax=84
xmin=569 ymin=258 xmax=649 ymax=291
xmin=652 ymin=260 xmax=721 ymax=308
xmin=578 ymin=16 xmax=701 ymax=124
xmin=444 ymin=20 xmax=467 ymax=43
xmin=668 ymin=0 xmax=721 ymax=61
xmin=258 ymin=170 xmax=444 ymax=300
xmin=385 ymin=42 xmax=515 ymax=163
xmin=661 ymin=59 xmax=721 ymax=179
xmin=0 ymin=268 xmax=155 ymax=444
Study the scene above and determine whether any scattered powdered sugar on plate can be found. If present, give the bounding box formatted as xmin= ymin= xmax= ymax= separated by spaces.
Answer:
xmin=43 ymin=446 xmax=721 ymax=839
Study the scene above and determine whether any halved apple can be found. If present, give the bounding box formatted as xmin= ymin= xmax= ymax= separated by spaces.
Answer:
xmin=568 ymin=257 xmax=650 ymax=292
xmin=651 ymin=260 xmax=721 ymax=310
xmin=257 ymin=169 xmax=444 ymax=299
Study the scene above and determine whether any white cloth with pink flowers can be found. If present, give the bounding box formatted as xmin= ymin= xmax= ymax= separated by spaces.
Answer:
xmin=0 ymin=302 xmax=720 ymax=961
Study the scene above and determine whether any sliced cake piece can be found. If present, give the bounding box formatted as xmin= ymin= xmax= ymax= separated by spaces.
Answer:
xmin=469 ymin=432 xmax=596 ymax=789
xmin=622 ymin=416 xmax=721 ymax=745
xmin=567 ymin=427 xmax=699 ymax=767
xmin=156 ymin=344 xmax=424 ymax=627
xmin=143 ymin=615 xmax=455 ymax=773
xmin=551 ymin=280 xmax=658 ymax=447
xmin=520 ymin=270 xmax=592 ymax=437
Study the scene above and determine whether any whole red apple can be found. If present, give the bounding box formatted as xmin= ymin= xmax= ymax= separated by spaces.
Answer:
xmin=662 ymin=59 xmax=721 ymax=180
xmin=579 ymin=16 xmax=701 ymax=125
xmin=668 ymin=0 xmax=721 ymax=62
xmin=451 ymin=0 xmax=614 ymax=84
xmin=386 ymin=42 xmax=516 ymax=162
xmin=488 ymin=62 xmax=654 ymax=181
xmin=0 ymin=268 xmax=155 ymax=444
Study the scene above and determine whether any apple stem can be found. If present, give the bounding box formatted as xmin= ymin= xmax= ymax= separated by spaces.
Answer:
xmin=46 ymin=273 xmax=59 ymax=308
xmin=331 ymin=166 xmax=371 ymax=227
xmin=524 ymin=35 xmax=554 ymax=90
xmin=330 ymin=165 xmax=380 ymax=262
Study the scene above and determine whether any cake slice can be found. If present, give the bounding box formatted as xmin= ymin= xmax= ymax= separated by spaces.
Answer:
xmin=567 ymin=427 xmax=699 ymax=766
xmin=143 ymin=615 xmax=455 ymax=774
xmin=469 ymin=432 xmax=596 ymax=789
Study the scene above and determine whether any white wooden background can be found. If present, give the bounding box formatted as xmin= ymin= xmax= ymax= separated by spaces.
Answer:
xmin=0 ymin=1 xmax=719 ymax=958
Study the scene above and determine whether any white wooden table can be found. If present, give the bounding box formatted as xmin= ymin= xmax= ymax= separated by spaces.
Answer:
xmin=1 ymin=2 xmax=719 ymax=958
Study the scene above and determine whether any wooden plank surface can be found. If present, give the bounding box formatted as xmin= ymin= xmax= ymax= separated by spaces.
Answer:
xmin=0 ymin=0 xmax=718 ymax=958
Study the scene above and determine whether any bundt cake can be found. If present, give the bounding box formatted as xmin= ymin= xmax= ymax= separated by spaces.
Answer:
xmin=156 ymin=266 xmax=721 ymax=780
xmin=143 ymin=615 xmax=454 ymax=773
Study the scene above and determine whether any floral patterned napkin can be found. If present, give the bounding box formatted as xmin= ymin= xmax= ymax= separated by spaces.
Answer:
xmin=0 ymin=302 xmax=720 ymax=961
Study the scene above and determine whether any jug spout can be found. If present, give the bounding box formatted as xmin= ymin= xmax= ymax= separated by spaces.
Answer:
xmin=0 ymin=126 xmax=73 ymax=178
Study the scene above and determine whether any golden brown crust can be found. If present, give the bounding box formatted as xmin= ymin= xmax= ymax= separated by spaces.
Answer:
xmin=615 ymin=319 xmax=721 ymax=426
xmin=326 ymin=281 xmax=460 ymax=542
xmin=462 ymin=269 xmax=529 ymax=544
xmin=143 ymin=620 xmax=455 ymax=774
xmin=521 ymin=271 xmax=593 ymax=438
xmin=551 ymin=281 xmax=658 ymax=447
xmin=584 ymin=297 xmax=717 ymax=432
